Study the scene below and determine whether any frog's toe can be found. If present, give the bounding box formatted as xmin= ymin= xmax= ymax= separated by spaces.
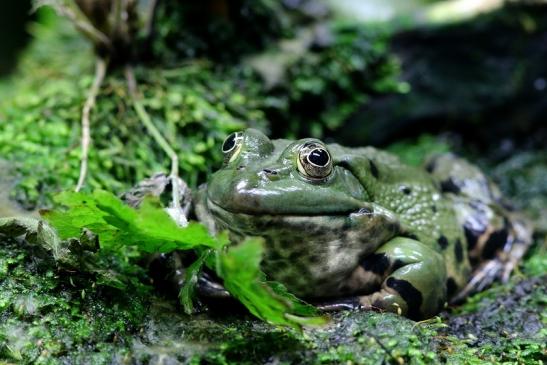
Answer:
xmin=197 ymin=272 xmax=231 ymax=298
xmin=451 ymin=260 xmax=501 ymax=303
xmin=451 ymin=253 xmax=522 ymax=303
xmin=452 ymin=216 xmax=532 ymax=303
xmin=314 ymin=297 xmax=362 ymax=312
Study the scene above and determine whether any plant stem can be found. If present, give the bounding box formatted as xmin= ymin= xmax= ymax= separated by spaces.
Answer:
xmin=75 ymin=57 xmax=108 ymax=192
xmin=35 ymin=0 xmax=112 ymax=51
xmin=124 ymin=65 xmax=182 ymax=213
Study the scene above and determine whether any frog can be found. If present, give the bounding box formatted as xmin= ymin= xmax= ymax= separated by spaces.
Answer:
xmin=192 ymin=129 xmax=533 ymax=320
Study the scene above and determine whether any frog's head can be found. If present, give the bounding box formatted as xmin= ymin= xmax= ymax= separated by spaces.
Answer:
xmin=206 ymin=128 xmax=368 ymax=217
xmin=204 ymin=129 xmax=399 ymax=296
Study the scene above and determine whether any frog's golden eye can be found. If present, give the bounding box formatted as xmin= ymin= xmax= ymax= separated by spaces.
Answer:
xmin=297 ymin=142 xmax=333 ymax=180
xmin=222 ymin=132 xmax=244 ymax=163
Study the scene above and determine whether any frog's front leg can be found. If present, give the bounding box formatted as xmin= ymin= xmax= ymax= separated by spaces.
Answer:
xmin=335 ymin=237 xmax=446 ymax=320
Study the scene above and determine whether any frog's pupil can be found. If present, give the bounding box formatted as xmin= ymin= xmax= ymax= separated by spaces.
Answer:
xmin=308 ymin=149 xmax=329 ymax=167
xmin=223 ymin=134 xmax=236 ymax=152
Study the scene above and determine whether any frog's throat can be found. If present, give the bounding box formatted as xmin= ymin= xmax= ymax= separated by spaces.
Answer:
xmin=205 ymin=197 xmax=357 ymax=244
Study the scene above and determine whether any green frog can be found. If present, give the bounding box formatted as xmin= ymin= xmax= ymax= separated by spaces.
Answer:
xmin=194 ymin=129 xmax=533 ymax=320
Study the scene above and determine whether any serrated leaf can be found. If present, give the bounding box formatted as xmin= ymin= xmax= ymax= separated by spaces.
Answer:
xmin=41 ymin=190 xmax=228 ymax=253
xmin=217 ymin=238 xmax=328 ymax=331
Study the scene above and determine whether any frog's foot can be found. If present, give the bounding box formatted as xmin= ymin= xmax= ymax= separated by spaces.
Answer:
xmin=121 ymin=172 xmax=170 ymax=207
xmin=121 ymin=172 xmax=193 ymax=226
xmin=346 ymin=237 xmax=447 ymax=320
xmin=314 ymin=297 xmax=362 ymax=312
xmin=451 ymin=218 xmax=533 ymax=303
xmin=197 ymin=271 xmax=231 ymax=298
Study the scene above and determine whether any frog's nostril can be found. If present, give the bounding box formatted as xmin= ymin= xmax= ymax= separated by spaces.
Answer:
xmin=263 ymin=169 xmax=278 ymax=175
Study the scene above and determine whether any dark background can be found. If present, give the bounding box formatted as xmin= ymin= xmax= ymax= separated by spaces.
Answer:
xmin=0 ymin=0 xmax=33 ymax=76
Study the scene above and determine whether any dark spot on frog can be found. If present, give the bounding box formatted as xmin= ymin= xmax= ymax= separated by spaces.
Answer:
xmin=454 ymin=239 xmax=464 ymax=263
xmin=337 ymin=160 xmax=351 ymax=170
xmin=404 ymin=233 xmax=419 ymax=241
xmin=464 ymin=225 xmax=479 ymax=251
xmin=482 ymin=227 xmax=509 ymax=260
xmin=388 ymin=220 xmax=401 ymax=234
xmin=440 ymin=179 xmax=461 ymax=194
xmin=446 ymin=277 xmax=458 ymax=297
xmin=437 ymin=235 xmax=449 ymax=250
xmin=236 ymin=165 xmax=245 ymax=171
xmin=392 ymin=259 xmax=405 ymax=272
xmin=400 ymin=186 xmax=411 ymax=195
xmin=431 ymin=205 xmax=437 ymax=213
xmin=361 ymin=253 xmax=390 ymax=275
xmin=369 ymin=159 xmax=379 ymax=179
xmin=386 ymin=277 xmax=423 ymax=320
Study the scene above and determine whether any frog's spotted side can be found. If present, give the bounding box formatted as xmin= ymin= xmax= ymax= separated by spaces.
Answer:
xmin=195 ymin=129 xmax=533 ymax=320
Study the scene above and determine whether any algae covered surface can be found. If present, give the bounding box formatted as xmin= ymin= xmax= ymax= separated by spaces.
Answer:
xmin=1 ymin=1 xmax=546 ymax=364
xmin=0 ymin=227 xmax=545 ymax=364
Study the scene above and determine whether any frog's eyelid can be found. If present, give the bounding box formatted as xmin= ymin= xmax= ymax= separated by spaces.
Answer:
xmin=222 ymin=132 xmax=244 ymax=154
xmin=222 ymin=132 xmax=245 ymax=165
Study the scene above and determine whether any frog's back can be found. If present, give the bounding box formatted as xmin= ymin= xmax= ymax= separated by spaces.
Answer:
xmin=330 ymin=145 xmax=532 ymax=300
xmin=329 ymin=145 xmax=472 ymax=292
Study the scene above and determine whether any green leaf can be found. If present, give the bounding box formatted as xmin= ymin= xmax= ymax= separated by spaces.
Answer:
xmin=217 ymin=238 xmax=328 ymax=330
xmin=41 ymin=190 xmax=228 ymax=253
xmin=179 ymin=249 xmax=212 ymax=314
xmin=38 ymin=190 xmax=326 ymax=329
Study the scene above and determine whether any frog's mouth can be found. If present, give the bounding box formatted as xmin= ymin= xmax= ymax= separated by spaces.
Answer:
xmin=207 ymin=196 xmax=358 ymax=218
xmin=205 ymin=197 xmax=359 ymax=239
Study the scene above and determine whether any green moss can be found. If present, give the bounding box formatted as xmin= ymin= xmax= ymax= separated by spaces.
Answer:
xmin=0 ymin=235 xmax=148 ymax=364
xmin=0 ymin=15 xmax=269 ymax=209
xmin=266 ymin=23 xmax=403 ymax=139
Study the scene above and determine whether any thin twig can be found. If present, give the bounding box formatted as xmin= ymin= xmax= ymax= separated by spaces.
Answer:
xmin=124 ymin=65 xmax=182 ymax=213
xmin=75 ymin=57 xmax=108 ymax=192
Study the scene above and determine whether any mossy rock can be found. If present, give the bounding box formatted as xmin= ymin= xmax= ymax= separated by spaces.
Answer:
xmin=1 ymin=228 xmax=545 ymax=364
